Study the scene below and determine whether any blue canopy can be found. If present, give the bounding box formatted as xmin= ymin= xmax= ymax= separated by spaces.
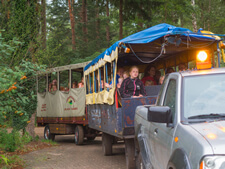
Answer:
xmin=84 ymin=23 xmax=217 ymax=71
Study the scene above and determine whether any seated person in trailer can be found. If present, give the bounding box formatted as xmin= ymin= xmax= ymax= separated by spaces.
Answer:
xmin=72 ymin=81 xmax=78 ymax=88
xmin=123 ymin=71 xmax=129 ymax=79
xmin=117 ymin=77 xmax=124 ymax=89
xmin=105 ymin=67 xmax=124 ymax=88
xmin=145 ymin=80 xmax=154 ymax=86
xmin=52 ymin=79 xmax=57 ymax=91
xmin=165 ymin=67 xmax=175 ymax=74
xmin=155 ymin=70 xmax=161 ymax=85
xmin=120 ymin=66 xmax=146 ymax=98
xmin=178 ymin=63 xmax=186 ymax=71
xmin=78 ymin=77 xmax=84 ymax=88
xmin=48 ymin=82 xmax=52 ymax=92
xmin=141 ymin=65 xmax=157 ymax=85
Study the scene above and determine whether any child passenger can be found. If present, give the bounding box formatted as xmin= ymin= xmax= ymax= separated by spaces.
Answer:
xmin=123 ymin=71 xmax=129 ymax=79
xmin=120 ymin=66 xmax=146 ymax=98
xmin=117 ymin=77 xmax=124 ymax=88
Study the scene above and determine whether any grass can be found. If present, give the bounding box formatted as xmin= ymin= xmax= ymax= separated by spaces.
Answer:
xmin=41 ymin=139 xmax=58 ymax=146
xmin=0 ymin=155 xmax=24 ymax=169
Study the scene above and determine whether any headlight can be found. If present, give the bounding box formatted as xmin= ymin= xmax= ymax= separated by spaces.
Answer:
xmin=200 ymin=156 xmax=225 ymax=169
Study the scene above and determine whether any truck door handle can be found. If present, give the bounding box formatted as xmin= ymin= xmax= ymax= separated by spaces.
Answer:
xmin=154 ymin=128 xmax=158 ymax=135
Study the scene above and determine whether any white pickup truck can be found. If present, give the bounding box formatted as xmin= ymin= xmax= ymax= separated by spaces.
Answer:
xmin=135 ymin=68 xmax=225 ymax=169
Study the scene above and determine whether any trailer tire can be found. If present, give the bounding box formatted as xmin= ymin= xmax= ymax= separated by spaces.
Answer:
xmin=125 ymin=139 xmax=135 ymax=169
xmin=44 ymin=125 xmax=55 ymax=141
xmin=74 ymin=125 xmax=84 ymax=145
xmin=102 ymin=133 xmax=112 ymax=156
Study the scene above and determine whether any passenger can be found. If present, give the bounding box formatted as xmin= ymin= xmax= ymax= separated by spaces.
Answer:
xmin=120 ymin=66 xmax=146 ymax=98
xmin=48 ymin=82 xmax=52 ymax=92
xmin=99 ymin=79 xmax=104 ymax=90
xmin=155 ymin=70 xmax=161 ymax=85
xmin=179 ymin=63 xmax=186 ymax=71
xmin=159 ymin=76 xmax=165 ymax=85
xmin=78 ymin=77 xmax=84 ymax=88
xmin=123 ymin=71 xmax=129 ymax=79
xmin=105 ymin=67 xmax=124 ymax=88
xmin=166 ymin=67 xmax=175 ymax=74
xmin=141 ymin=65 xmax=157 ymax=85
xmin=72 ymin=81 xmax=78 ymax=88
xmin=117 ymin=77 xmax=124 ymax=89
xmin=145 ymin=80 xmax=154 ymax=86
xmin=52 ymin=79 xmax=57 ymax=91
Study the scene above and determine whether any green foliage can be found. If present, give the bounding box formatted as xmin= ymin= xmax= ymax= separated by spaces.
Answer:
xmin=41 ymin=139 xmax=58 ymax=146
xmin=0 ymin=155 xmax=9 ymax=166
xmin=0 ymin=58 xmax=45 ymax=131
xmin=0 ymin=155 xmax=24 ymax=169
xmin=0 ymin=0 xmax=40 ymax=65
xmin=0 ymin=129 xmax=33 ymax=152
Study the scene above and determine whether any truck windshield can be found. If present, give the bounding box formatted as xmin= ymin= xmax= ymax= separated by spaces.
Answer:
xmin=183 ymin=73 xmax=225 ymax=120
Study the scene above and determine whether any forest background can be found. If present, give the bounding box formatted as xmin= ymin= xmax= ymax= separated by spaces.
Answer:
xmin=0 ymin=0 xmax=225 ymax=152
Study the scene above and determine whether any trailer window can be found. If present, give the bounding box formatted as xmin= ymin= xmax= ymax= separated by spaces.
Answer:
xmin=71 ymin=70 xmax=82 ymax=88
xmin=38 ymin=76 xmax=46 ymax=93
xmin=59 ymin=70 xmax=69 ymax=91
xmin=48 ymin=72 xmax=58 ymax=92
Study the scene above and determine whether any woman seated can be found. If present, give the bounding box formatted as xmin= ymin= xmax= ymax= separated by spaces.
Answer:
xmin=120 ymin=66 xmax=146 ymax=98
xmin=141 ymin=65 xmax=157 ymax=85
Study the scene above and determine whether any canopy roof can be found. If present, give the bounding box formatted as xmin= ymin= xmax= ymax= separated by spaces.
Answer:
xmin=84 ymin=23 xmax=221 ymax=71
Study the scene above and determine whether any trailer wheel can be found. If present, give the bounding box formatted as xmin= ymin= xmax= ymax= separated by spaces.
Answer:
xmin=74 ymin=125 xmax=84 ymax=145
xmin=44 ymin=125 xmax=55 ymax=141
xmin=102 ymin=133 xmax=112 ymax=156
xmin=125 ymin=139 xmax=135 ymax=169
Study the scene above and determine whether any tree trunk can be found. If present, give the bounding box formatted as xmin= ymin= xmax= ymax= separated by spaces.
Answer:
xmin=68 ymin=0 xmax=76 ymax=50
xmin=41 ymin=0 xmax=46 ymax=49
xmin=191 ymin=0 xmax=197 ymax=32
xmin=25 ymin=112 xmax=36 ymax=139
xmin=207 ymin=0 xmax=211 ymax=31
xmin=137 ymin=5 xmax=143 ymax=31
xmin=119 ymin=0 xmax=123 ymax=39
xmin=96 ymin=0 xmax=99 ymax=40
xmin=106 ymin=0 xmax=110 ymax=46
xmin=82 ymin=0 xmax=87 ymax=42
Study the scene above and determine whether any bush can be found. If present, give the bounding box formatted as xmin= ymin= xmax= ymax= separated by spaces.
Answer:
xmin=0 ymin=129 xmax=33 ymax=152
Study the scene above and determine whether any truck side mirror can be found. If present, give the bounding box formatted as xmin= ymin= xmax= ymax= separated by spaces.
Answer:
xmin=148 ymin=106 xmax=173 ymax=127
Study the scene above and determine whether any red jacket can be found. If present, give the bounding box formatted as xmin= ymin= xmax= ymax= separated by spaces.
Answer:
xmin=141 ymin=76 xmax=157 ymax=85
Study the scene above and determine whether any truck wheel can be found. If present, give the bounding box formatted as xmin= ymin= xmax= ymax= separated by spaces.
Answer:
xmin=102 ymin=133 xmax=112 ymax=156
xmin=125 ymin=139 xmax=135 ymax=169
xmin=44 ymin=125 xmax=55 ymax=141
xmin=74 ymin=125 xmax=84 ymax=145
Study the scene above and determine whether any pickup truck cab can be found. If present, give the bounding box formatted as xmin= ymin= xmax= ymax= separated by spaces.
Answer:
xmin=135 ymin=68 xmax=225 ymax=169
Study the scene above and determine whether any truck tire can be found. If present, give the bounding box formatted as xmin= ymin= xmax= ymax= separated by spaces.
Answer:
xmin=74 ymin=125 xmax=84 ymax=145
xmin=125 ymin=139 xmax=135 ymax=169
xmin=102 ymin=133 xmax=112 ymax=156
xmin=44 ymin=125 xmax=55 ymax=141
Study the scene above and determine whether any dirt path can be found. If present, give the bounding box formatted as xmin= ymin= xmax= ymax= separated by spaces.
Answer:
xmin=21 ymin=127 xmax=126 ymax=169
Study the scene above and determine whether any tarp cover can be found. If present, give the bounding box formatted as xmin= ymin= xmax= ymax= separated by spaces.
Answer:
xmin=37 ymin=88 xmax=85 ymax=117
xmin=84 ymin=23 xmax=216 ymax=71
